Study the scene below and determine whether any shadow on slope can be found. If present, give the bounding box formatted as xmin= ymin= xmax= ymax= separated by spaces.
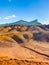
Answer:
xmin=12 ymin=35 xmax=24 ymax=43
xmin=33 ymin=32 xmax=49 ymax=42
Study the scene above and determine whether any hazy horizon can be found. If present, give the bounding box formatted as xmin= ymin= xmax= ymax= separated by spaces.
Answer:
xmin=0 ymin=0 xmax=49 ymax=24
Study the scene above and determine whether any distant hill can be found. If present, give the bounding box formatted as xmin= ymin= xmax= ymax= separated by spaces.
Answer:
xmin=0 ymin=19 xmax=42 ymax=26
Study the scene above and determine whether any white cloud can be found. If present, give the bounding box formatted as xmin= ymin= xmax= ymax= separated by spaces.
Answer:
xmin=12 ymin=14 xmax=16 ymax=18
xmin=4 ymin=14 xmax=17 ymax=20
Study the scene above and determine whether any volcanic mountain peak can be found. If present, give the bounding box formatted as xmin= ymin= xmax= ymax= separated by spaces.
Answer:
xmin=16 ymin=20 xmax=27 ymax=25
xmin=30 ymin=19 xmax=41 ymax=25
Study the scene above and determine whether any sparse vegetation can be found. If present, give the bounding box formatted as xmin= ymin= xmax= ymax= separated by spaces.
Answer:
xmin=0 ymin=57 xmax=49 ymax=65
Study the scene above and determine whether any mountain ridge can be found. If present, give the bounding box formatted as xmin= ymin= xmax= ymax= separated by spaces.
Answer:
xmin=0 ymin=19 xmax=42 ymax=26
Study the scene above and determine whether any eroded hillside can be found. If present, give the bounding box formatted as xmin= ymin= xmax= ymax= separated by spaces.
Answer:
xmin=0 ymin=25 xmax=49 ymax=65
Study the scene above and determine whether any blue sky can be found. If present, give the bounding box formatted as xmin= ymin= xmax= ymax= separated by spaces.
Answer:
xmin=0 ymin=0 xmax=49 ymax=24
